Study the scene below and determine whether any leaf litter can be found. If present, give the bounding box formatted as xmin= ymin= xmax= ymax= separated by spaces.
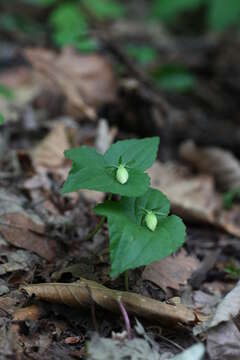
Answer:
xmin=2 ymin=10 xmax=240 ymax=360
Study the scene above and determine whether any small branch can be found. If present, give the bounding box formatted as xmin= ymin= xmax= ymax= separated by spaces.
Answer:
xmin=117 ymin=297 xmax=132 ymax=340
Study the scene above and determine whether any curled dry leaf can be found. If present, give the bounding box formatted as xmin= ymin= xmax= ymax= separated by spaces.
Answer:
xmin=142 ymin=249 xmax=200 ymax=292
xmin=24 ymin=48 xmax=117 ymax=120
xmin=149 ymin=161 xmax=240 ymax=238
xmin=180 ymin=140 xmax=240 ymax=191
xmin=21 ymin=278 xmax=197 ymax=327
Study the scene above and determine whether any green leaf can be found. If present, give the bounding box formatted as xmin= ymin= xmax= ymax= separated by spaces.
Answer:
xmin=152 ymin=0 xmax=204 ymax=22
xmin=50 ymin=3 xmax=88 ymax=47
xmin=104 ymin=137 xmax=159 ymax=171
xmin=152 ymin=65 xmax=195 ymax=92
xmin=62 ymin=137 xmax=159 ymax=197
xmin=94 ymin=188 xmax=186 ymax=278
xmin=207 ymin=0 xmax=240 ymax=31
xmin=76 ymin=37 xmax=99 ymax=52
xmin=0 ymin=114 xmax=4 ymax=125
xmin=125 ymin=45 xmax=157 ymax=65
xmin=224 ymin=263 xmax=240 ymax=279
xmin=82 ymin=0 xmax=125 ymax=20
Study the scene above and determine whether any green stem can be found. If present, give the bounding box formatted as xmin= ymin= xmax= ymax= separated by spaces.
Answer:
xmin=87 ymin=193 xmax=112 ymax=241
xmin=124 ymin=270 xmax=129 ymax=291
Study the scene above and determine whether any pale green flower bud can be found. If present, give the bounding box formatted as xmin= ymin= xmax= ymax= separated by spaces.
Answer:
xmin=145 ymin=211 xmax=157 ymax=232
xmin=116 ymin=164 xmax=129 ymax=184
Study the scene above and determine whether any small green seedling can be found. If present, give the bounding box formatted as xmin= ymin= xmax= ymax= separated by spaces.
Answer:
xmin=62 ymin=137 xmax=186 ymax=280
xmin=0 ymin=113 xmax=4 ymax=125
xmin=222 ymin=187 xmax=240 ymax=209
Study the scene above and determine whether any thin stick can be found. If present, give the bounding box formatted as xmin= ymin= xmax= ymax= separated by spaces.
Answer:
xmin=117 ymin=298 xmax=132 ymax=340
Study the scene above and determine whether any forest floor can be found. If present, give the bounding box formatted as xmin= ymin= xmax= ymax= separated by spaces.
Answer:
xmin=1 ymin=6 xmax=240 ymax=360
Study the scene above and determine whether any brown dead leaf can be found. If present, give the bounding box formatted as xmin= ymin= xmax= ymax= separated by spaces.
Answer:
xmin=142 ymin=249 xmax=200 ymax=292
xmin=21 ymin=278 xmax=197 ymax=327
xmin=0 ymin=67 xmax=34 ymax=88
xmin=0 ymin=297 xmax=17 ymax=316
xmin=180 ymin=140 xmax=240 ymax=191
xmin=207 ymin=322 xmax=240 ymax=360
xmin=24 ymin=48 xmax=117 ymax=120
xmin=32 ymin=123 xmax=70 ymax=168
xmin=149 ymin=161 xmax=220 ymax=223
xmin=0 ymin=213 xmax=57 ymax=261
xmin=64 ymin=336 xmax=81 ymax=345
xmin=13 ymin=305 xmax=41 ymax=321
xmin=148 ymin=161 xmax=240 ymax=238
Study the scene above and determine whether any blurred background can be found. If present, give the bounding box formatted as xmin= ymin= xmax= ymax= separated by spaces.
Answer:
xmin=1 ymin=0 xmax=240 ymax=157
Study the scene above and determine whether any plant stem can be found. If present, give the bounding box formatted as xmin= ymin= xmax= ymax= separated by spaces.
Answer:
xmin=117 ymin=298 xmax=132 ymax=340
xmin=87 ymin=193 xmax=112 ymax=241
xmin=124 ymin=270 xmax=129 ymax=291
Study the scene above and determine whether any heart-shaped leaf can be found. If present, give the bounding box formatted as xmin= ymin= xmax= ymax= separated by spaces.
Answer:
xmin=62 ymin=137 xmax=159 ymax=197
xmin=94 ymin=188 xmax=186 ymax=278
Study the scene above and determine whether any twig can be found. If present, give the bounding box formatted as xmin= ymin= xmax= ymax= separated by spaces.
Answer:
xmin=117 ymin=297 xmax=132 ymax=340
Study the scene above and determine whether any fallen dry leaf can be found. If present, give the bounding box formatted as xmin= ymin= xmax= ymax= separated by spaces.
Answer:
xmin=194 ymin=281 xmax=240 ymax=338
xmin=21 ymin=278 xmax=197 ymax=327
xmin=207 ymin=321 xmax=240 ymax=360
xmin=32 ymin=122 xmax=70 ymax=168
xmin=208 ymin=280 xmax=240 ymax=329
xmin=148 ymin=161 xmax=240 ymax=238
xmin=149 ymin=161 xmax=220 ymax=223
xmin=0 ymin=213 xmax=57 ymax=261
xmin=0 ymin=297 xmax=18 ymax=316
xmin=13 ymin=305 xmax=41 ymax=321
xmin=142 ymin=249 xmax=200 ymax=292
xmin=0 ymin=250 xmax=39 ymax=275
xmin=180 ymin=140 xmax=240 ymax=191
xmin=24 ymin=48 xmax=117 ymax=119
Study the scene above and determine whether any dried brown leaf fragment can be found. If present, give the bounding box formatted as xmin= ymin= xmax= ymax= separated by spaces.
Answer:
xmin=21 ymin=278 xmax=198 ymax=327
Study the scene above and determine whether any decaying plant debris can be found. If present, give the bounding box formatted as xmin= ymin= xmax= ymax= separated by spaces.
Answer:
xmin=2 ymin=1 xmax=240 ymax=359
xmin=21 ymin=278 xmax=198 ymax=326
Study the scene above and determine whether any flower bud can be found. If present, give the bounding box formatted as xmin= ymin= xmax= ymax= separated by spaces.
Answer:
xmin=116 ymin=164 xmax=129 ymax=184
xmin=145 ymin=212 xmax=157 ymax=232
